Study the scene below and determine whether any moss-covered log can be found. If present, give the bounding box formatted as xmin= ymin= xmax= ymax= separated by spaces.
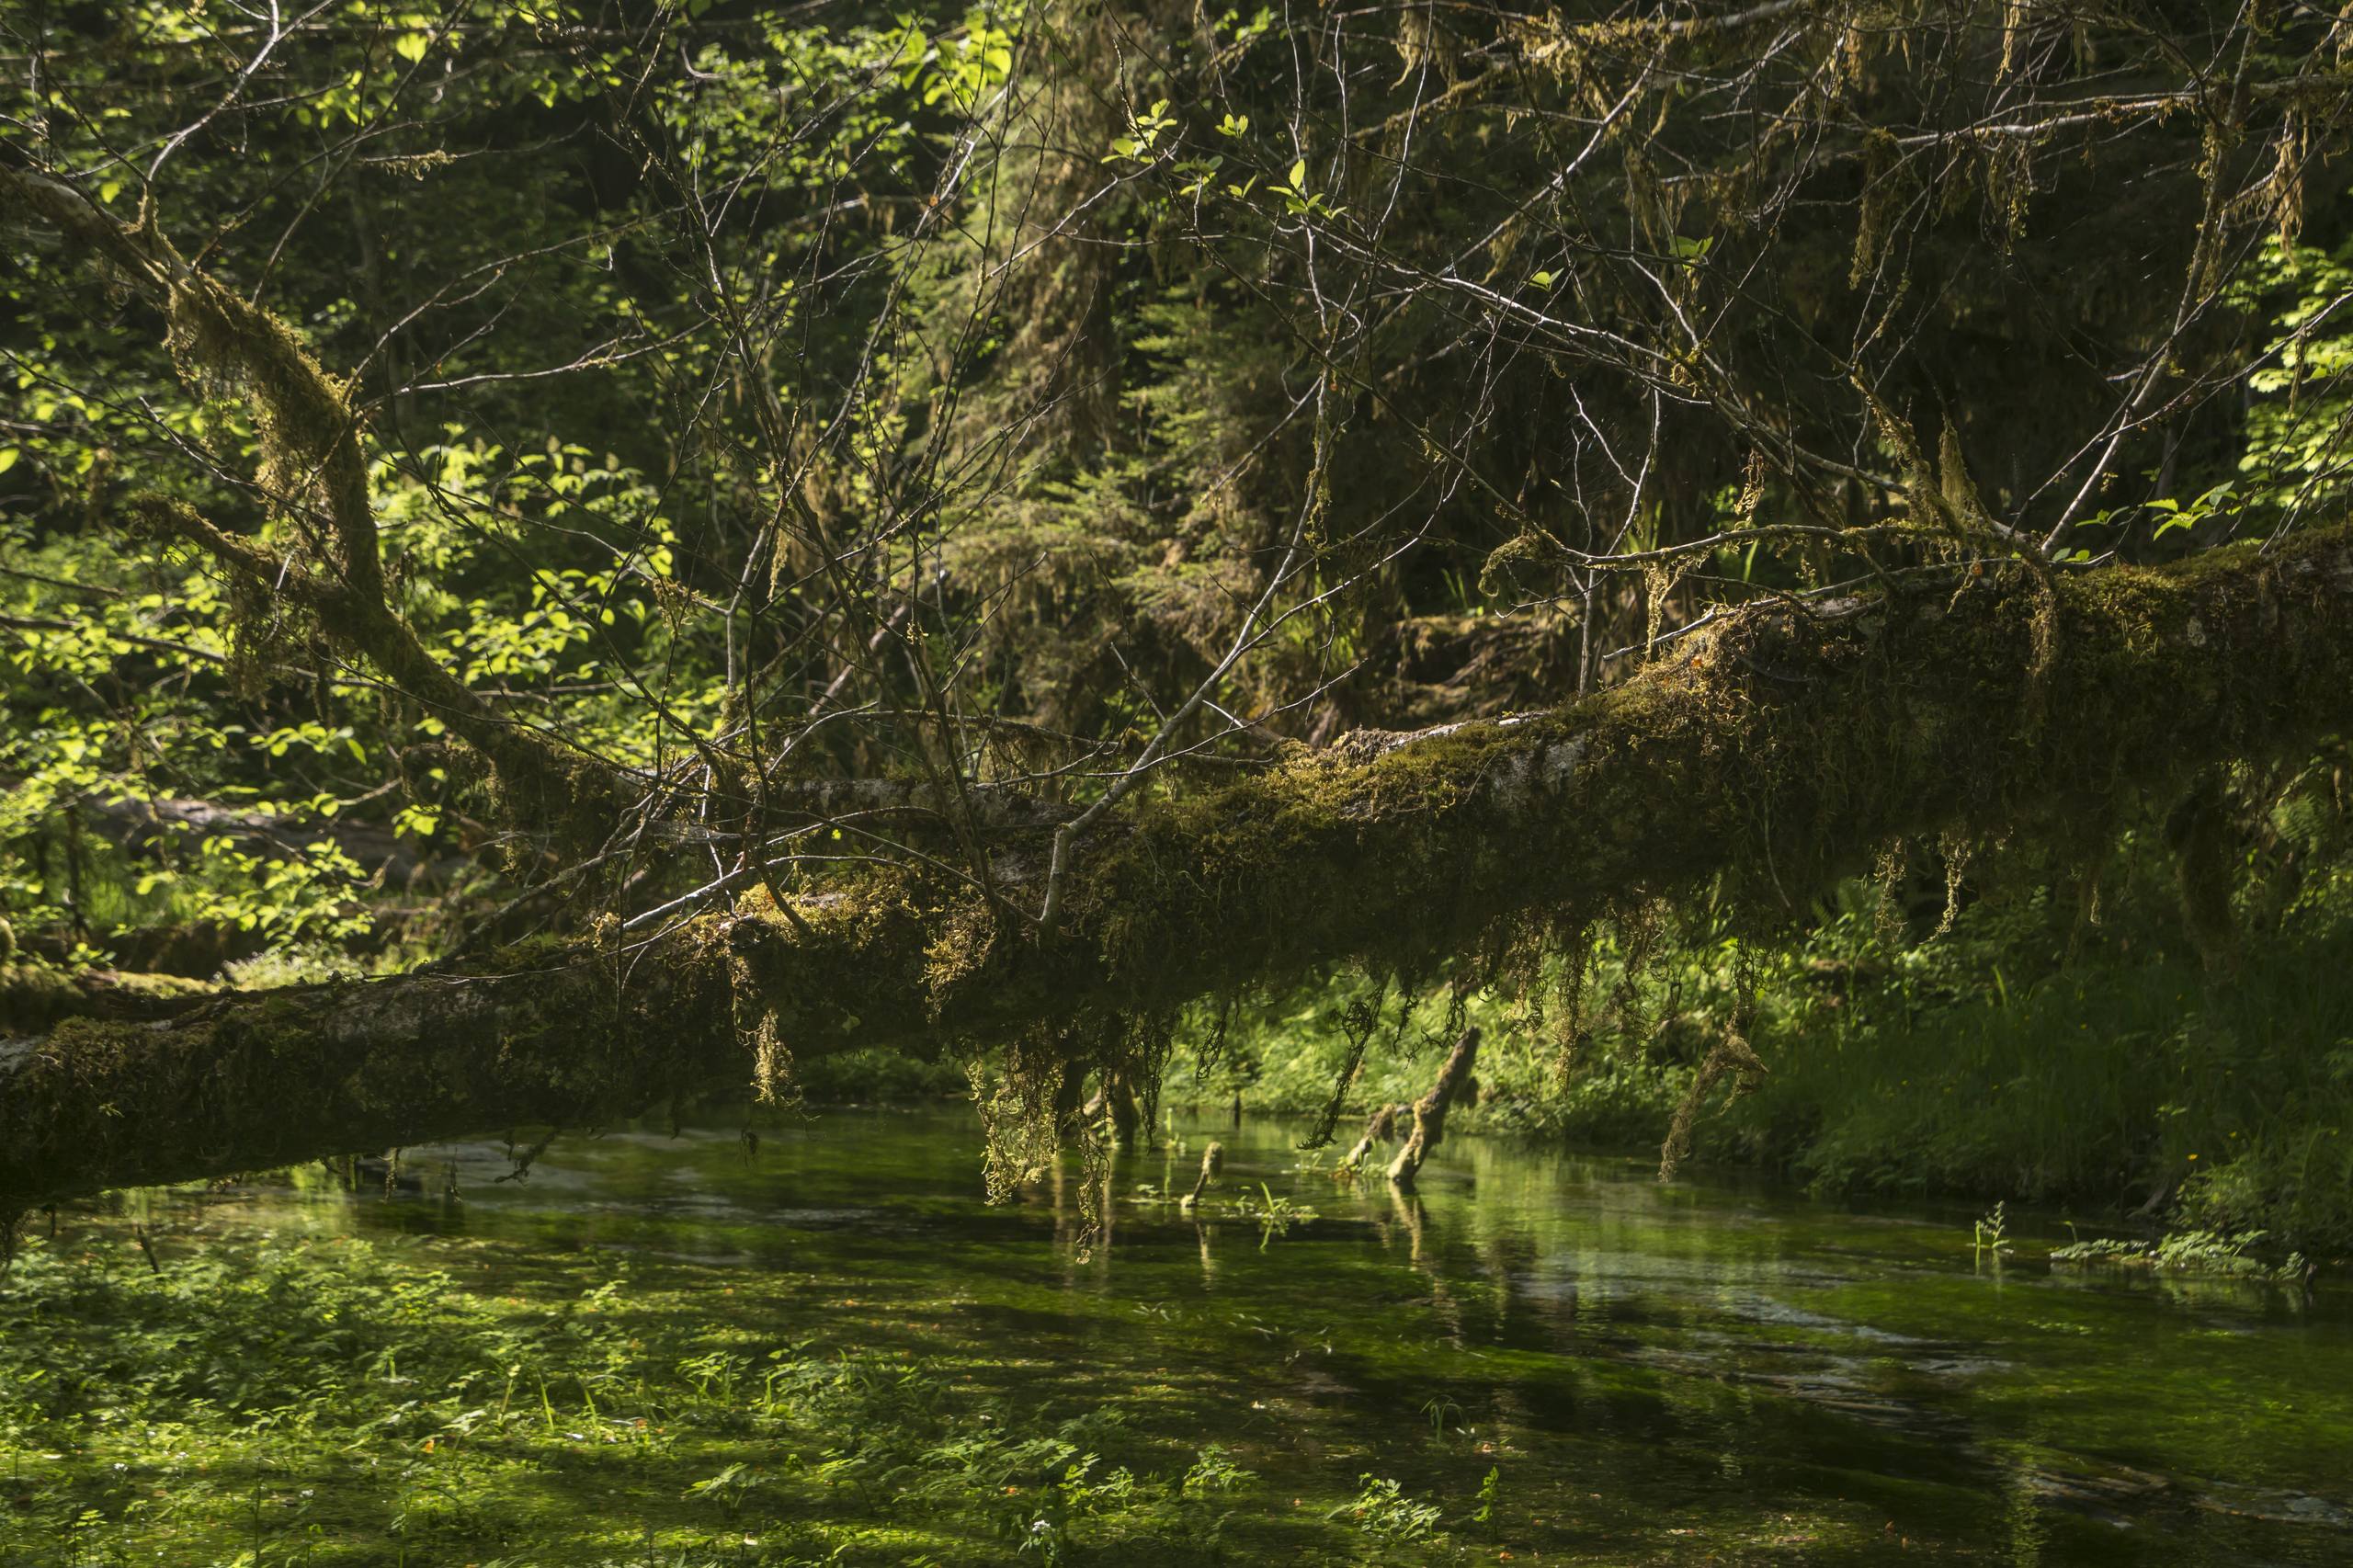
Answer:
xmin=9 ymin=527 xmax=2353 ymax=1211
xmin=0 ymin=943 xmax=741 ymax=1213
xmin=0 ymin=963 xmax=214 ymax=1034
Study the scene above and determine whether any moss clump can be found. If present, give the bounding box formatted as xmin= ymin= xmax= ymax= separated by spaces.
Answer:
xmin=0 ymin=961 xmax=211 ymax=1035
xmin=0 ymin=960 xmax=82 ymax=1034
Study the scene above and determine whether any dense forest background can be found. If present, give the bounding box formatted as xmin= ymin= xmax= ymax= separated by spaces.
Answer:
xmin=5 ymin=0 xmax=2353 ymax=1261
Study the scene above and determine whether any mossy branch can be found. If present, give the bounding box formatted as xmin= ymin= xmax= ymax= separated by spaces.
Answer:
xmin=1386 ymin=1028 xmax=1482 ymax=1189
xmin=0 ymin=168 xmax=380 ymax=599
xmin=1 ymin=168 xmax=631 ymax=848
xmin=10 ymin=523 xmax=2353 ymax=1210
xmin=123 ymin=496 xmax=630 ymax=852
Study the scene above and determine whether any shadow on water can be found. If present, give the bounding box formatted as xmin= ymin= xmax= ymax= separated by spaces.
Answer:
xmin=27 ymin=1105 xmax=2353 ymax=1564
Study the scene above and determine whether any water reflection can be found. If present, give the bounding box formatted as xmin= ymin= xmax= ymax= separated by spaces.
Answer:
xmin=217 ymin=1105 xmax=2353 ymax=1564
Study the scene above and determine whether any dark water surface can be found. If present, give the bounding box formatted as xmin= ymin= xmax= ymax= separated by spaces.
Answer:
xmin=256 ymin=1104 xmax=2353 ymax=1565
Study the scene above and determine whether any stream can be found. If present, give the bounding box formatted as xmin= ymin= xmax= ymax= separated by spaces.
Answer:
xmin=290 ymin=1104 xmax=2353 ymax=1564
xmin=12 ymin=1106 xmax=2353 ymax=1564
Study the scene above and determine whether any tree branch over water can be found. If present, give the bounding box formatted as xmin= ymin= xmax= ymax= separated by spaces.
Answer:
xmin=8 ymin=0 xmax=2353 ymax=1255
xmin=9 ymin=522 xmax=2353 ymax=1213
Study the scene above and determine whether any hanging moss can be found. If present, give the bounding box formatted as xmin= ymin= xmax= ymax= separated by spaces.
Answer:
xmin=15 ymin=524 xmax=2353 ymax=1210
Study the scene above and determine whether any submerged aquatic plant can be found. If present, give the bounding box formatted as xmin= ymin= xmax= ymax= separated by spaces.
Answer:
xmin=1233 ymin=1182 xmax=1319 ymax=1247
xmin=2051 ymin=1228 xmax=2308 ymax=1281
xmin=1179 ymin=1444 xmax=1256 ymax=1496
xmin=1473 ymin=1464 xmax=1503 ymax=1528
xmin=1332 ymin=1474 xmax=1444 ymax=1540
xmin=0 ymin=1217 xmax=1316 ymax=1565
xmin=1974 ymin=1200 xmax=2014 ymax=1260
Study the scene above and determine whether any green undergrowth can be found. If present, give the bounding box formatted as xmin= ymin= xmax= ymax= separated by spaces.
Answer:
xmin=0 ymin=1217 xmax=1283 ymax=1567
xmin=1170 ymin=811 xmax=2353 ymax=1266
xmin=1717 ymin=910 xmax=2353 ymax=1259
xmin=796 ymin=1046 xmax=970 ymax=1105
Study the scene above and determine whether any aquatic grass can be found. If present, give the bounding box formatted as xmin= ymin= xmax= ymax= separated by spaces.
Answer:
xmin=8 ymin=1110 xmax=2350 ymax=1566
xmin=0 ymin=1219 xmax=1330 ymax=1566
xmin=1972 ymin=1201 xmax=2014 ymax=1260
xmin=2051 ymin=1227 xmax=2307 ymax=1280
xmin=1330 ymin=1474 xmax=1443 ymax=1540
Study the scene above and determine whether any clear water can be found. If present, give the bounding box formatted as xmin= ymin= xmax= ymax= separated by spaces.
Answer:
xmin=161 ymin=1107 xmax=2353 ymax=1562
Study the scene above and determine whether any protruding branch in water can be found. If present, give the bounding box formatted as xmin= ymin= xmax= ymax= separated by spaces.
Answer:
xmin=1341 ymin=1103 xmax=1408 ymax=1173
xmin=1388 ymin=1028 xmax=1482 ymax=1189
xmin=1106 ymin=1074 xmax=1142 ymax=1151
xmin=1181 ymin=1141 xmax=1224 ymax=1209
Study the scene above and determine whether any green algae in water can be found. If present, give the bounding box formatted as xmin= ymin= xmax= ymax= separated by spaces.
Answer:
xmin=5 ymin=1108 xmax=2351 ymax=1565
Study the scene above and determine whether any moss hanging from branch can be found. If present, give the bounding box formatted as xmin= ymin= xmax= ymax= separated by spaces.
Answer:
xmin=13 ymin=522 xmax=2353 ymax=1210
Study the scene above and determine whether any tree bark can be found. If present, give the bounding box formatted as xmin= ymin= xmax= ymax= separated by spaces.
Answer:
xmin=9 ymin=527 xmax=2353 ymax=1212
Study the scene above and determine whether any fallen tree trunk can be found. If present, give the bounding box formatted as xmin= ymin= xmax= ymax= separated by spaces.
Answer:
xmin=9 ymin=528 xmax=2353 ymax=1213
xmin=0 ymin=962 xmax=215 ymax=1033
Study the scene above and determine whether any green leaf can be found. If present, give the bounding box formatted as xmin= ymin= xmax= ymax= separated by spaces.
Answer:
xmin=1529 ymin=271 xmax=1555 ymax=290
xmin=393 ymin=32 xmax=429 ymax=63
xmin=0 ymin=448 xmax=17 ymax=475
xmin=1287 ymin=158 xmax=1307 ymax=191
